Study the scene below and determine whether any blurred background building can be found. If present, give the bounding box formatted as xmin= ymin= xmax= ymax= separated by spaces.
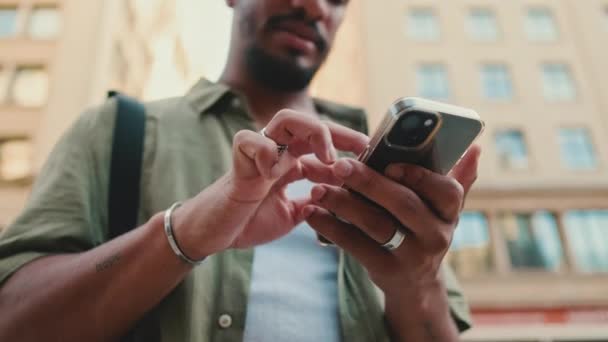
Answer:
xmin=0 ymin=0 xmax=607 ymax=340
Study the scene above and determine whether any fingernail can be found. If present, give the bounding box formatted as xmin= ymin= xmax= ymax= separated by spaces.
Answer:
xmin=311 ymin=186 xmax=327 ymax=203
xmin=302 ymin=205 xmax=315 ymax=219
xmin=326 ymin=146 xmax=337 ymax=163
xmin=334 ymin=159 xmax=353 ymax=178
xmin=270 ymin=163 xmax=282 ymax=179
xmin=385 ymin=165 xmax=404 ymax=180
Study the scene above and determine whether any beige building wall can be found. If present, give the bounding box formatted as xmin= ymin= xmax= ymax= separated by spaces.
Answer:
xmin=0 ymin=0 xmax=176 ymax=228
xmin=315 ymin=0 xmax=608 ymax=340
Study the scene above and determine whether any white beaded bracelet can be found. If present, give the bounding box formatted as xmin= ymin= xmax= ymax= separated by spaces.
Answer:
xmin=164 ymin=202 xmax=205 ymax=266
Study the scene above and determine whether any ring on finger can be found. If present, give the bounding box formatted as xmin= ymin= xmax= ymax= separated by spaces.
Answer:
xmin=260 ymin=127 xmax=289 ymax=156
xmin=381 ymin=227 xmax=406 ymax=251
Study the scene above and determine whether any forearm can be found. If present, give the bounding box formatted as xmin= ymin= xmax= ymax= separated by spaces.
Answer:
xmin=385 ymin=281 xmax=459 ymax=342
xmin=0 ymin=212 xmax=192 ymax=341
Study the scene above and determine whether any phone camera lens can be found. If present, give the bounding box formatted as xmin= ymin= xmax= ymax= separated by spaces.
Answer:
xmin=388 ymin=111 xmax=438 ymax=148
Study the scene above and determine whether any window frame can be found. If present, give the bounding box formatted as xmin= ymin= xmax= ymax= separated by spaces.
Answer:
xmin=416 ymin=63 xmax=451 ymax=100
xmin=407 ymin=7 xmax=441 ymax=42
xmin=525 ymin=7 xmax=560 ymax=42
xmin=541 ymin=63 xmax=577 ymax=102
xmin=557 ymin=127 xmax=599 ymax=171
xmin=481 ymin=63 xmax=514 ymax=101
xmin=26 ymin=4 xmax=62 ymax=40
xmin=8 ymin=64 xmax=50 ymax=108
xmin=0 ymin=136 xmax=34 ymax=185
xmin=0 ymin=5 xmax=19 ymax=39
xmin=494 ymin=128 xmax=530 ymax=171
xmin=467 ymin=7 xmax=500 ymax=42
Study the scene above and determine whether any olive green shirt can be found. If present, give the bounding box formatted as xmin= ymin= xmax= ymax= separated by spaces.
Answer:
xmin=0 ymin=79 xmax=471 ymax=341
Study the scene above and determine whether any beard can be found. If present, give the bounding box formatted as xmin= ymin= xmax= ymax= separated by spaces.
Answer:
xmin=245 ymin=45 xmax=320 ymax=92
xmin=242 ymin=7 xmax=328 ymax=92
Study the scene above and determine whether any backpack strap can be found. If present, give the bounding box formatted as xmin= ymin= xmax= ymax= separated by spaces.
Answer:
xmin=107 ymin=91 xmax=160 ymax=342
xmin=108 ymin=91 xmax=146 ymax=239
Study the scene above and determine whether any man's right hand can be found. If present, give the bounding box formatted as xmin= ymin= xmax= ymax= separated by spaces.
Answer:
xmin=172 ymin=109 xmax=369 ymax=260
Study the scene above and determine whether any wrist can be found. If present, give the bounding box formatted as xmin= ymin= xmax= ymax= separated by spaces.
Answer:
xmin=385 ymin=280 xmax=446 ymax=318
xmin=169 ymin=201 xmax=211 ymax=261
xmin=384 ymin=281 xmax=458 ymax=342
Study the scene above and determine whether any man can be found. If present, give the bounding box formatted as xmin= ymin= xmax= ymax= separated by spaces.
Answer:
xmin=0 ymin=0 xmax=479 ymax=341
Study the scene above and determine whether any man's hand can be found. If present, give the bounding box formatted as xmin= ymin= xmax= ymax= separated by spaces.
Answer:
xmin=172 ymin=109 xmax=369 ymax=260
xmin=304 ymin=145 xmax=481 ymax=341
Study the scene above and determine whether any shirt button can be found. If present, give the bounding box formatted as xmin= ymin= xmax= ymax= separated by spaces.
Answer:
xmin=231 ymin=98 xmax=241 ymax=108
xmin=218 ymin=314 xmax=232 ymax=329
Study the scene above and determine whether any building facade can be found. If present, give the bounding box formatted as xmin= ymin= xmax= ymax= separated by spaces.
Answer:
xmin=1 ymin=0 xmax=608 ymax=341
xmin=0 ymin=0 xmax=182 ymax=228
xmin=314 ymin=0 xmax=608 ymax=341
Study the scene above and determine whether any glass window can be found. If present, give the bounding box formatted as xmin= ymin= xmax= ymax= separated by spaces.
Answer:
xmin=408 ymin=9 xmax=440 ymax=41
xmin=449 ymin=212 xmax=493 ymax=277
xmin=0 ymin=67 xmax=9 ymax=103
xmin=482 ymin=64 xmax=513 ymax=100
xmin=0 ymin=139 xmax=32 ymax=181
xmin=559 ymin=128 xmax=597 ymax=170
xmin=526 ymin=8 xmax=558 ymax=41
xmin=0 ymin=6 xmax=18 ymax=38
xmin=495 ymin=130 xmax=528 ymax=170
xmin=9 ymin=66 xmax=49 ymax=107
xmin=468 ymin=8 xmax=499 ymax=41
xmin=27 ymin=6 xmax=61 ymax=39
xmin=542 ymin=64 xmax=576 ymax=101
xmin=498 ymin=211 xmax=565 ymax=271
xmin=417 ymin=64 xmax=450 ymax=100
xmin=564 ymin=211 xmax=608 ymax=273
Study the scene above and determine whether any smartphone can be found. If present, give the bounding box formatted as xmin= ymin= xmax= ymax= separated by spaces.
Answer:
xmin=359 ymin=97 xmax=484 ymax=175
xmin=317 ymin=97 xmax=484 ymax=245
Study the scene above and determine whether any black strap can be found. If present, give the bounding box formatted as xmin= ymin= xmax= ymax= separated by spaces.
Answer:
xmin=107 ymin=92 xmax=160 ymax=342
xmin=108 ymin=91 xmax=146 ymax=239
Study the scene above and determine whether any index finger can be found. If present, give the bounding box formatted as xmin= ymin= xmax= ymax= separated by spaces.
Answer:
xmin=324 ymin=121 xmax=369 ymax=156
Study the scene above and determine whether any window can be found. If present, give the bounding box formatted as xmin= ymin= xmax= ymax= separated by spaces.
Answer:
xmin=417 ymin=64 xmax=449 ymax=100
xmin=559 ymin=128 xmax=597 ymax=170
xmin=564 ymin=211 xmax=608 ymax=273
xmin=495 ymin=130 xmax=528 ymax=170
xmin=27 ymin=5 xmax=61 ymax=39
xmin=0 ymin=6 xmax=18 ymax=38
xmin=408 ymin=9 xmax=440 ymax=41
xmin=526 ymin=8 xmax=558 ymax=41
xmin=482 ymin=64 xmax=513 ymax=100
xmin=0 ymin=67 xmax=9 ymax=103
xmin=9 ymin=66 xmax=49 ymax=107
xmin=542 ymin=64 xmax=576 ymax=101
xmin=498 ymin=211 xmax=565 ymax=271
xmin=0 ymin=139 xmax=32 ymax=182
xmin=468 ymin=8 xmax=499 ymax=41
xmin=449 ymin=212 xmax=492 ymax=277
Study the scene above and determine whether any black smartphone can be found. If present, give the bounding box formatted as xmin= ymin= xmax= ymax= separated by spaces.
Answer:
xmin=317 ymin=97 xmax=484 ymax=245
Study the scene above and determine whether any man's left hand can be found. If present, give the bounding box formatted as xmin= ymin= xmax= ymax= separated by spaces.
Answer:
xmin=303 ymin=145 xmax=481 ymax=341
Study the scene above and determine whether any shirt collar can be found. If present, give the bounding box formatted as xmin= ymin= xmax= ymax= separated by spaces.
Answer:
xmin=184 ymin=77 xmax=362 ymax=125
xmin=185 ymin=78 xmax=234 ymax=116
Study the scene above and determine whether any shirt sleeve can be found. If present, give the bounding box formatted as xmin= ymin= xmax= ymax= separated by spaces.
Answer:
xmin=0 ymin=101 xmax=115 ymax=286
xmin=441 ymin=263 xmax=473 ymax=332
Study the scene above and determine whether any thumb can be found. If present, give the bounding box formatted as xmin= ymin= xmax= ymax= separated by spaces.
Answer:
xmin=448 ymin=145 xmax=481 ymax=196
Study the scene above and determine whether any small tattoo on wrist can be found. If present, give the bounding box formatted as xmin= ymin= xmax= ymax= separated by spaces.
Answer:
xmin=95 ymin=253 xmax=121 ymax=273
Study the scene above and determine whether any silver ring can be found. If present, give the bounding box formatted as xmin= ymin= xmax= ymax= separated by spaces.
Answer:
xmin=260 ymin=127 xmax=288 ymax=156
xmin=381 ymin=228 xmax=406 ymax=251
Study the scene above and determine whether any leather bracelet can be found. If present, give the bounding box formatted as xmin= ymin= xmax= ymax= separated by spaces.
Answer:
xmin=164 ymin=202 xmax=205 ymax=266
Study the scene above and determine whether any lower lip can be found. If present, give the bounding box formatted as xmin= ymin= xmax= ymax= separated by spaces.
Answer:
xmin=273 ymin=30 xmax=317 ymax=54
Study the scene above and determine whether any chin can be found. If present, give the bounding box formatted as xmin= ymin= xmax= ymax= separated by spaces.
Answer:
xmin=246 ymin=44 xmax=321 ymax=92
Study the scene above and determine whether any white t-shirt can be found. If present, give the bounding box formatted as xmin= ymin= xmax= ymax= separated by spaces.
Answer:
xmin=243 ymin=180 xmax=340 ymax=342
